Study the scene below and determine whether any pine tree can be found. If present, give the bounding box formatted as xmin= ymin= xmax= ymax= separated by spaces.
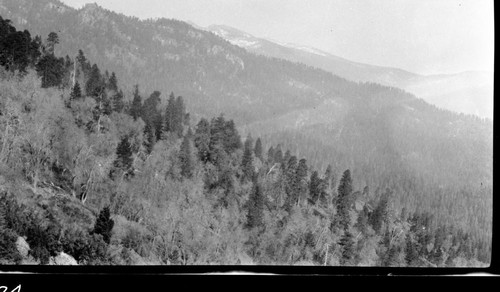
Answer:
xmin=254 ymin=138 xmax=263 ymax=161
xmin=173 ymin=95 xmax=186 ymax=136
xmin=370 ymin=188 xmax=391 ymax=234
xmin=246 ymin=180 xmax=264 ymax=229
xmin=92 ymin=206 xmax=114 ymax=244
xmin=143 ymin=122 xmax=156 ymax=154
xmin=163 ymin=92 xmax=176 ymax=134
xmin=85 ymin=64 xmax=104 ymax=98
xmin=355 ymin=205 xmax=370 ymax=234
xmin=179 ymin=135 xmax=194 ymax=179
xmin=324 ymin=164 xmax=334 ymax=191
xmin=267 ymin=146 xmax=275 ymax=164
xmin=309 ymin=170 xmax=321 ymax=204
xmin=112 ymin=136 xmax=133 ymax=178
xmin=273 ymin=145 xmax=283 ymax=165
xmin=241 ymin=134 xmax=254 ymax=183
xmin=337 ymin=169 xmax=353 ymax=231
xmin=107 ymin=71 xmax=118 ymax=92
xmin=36 ymin=54 xmax=65 ymax=88
xmin=404 ymin=233 xmax=419 ymax=266
xmin=284 ymin=155 xmax=298 ymax=212
xmin=70 ymin=81 xmax=82 ymax=100
xmin=194 ymin=118 xmax=211 ymax=163
xmin=130 ymin=85 xmax=142 ymax=121
xmin=222 ymin=119 xmax=242 ymax=153
xmin=46 ymin=32 xmax=59 ymax=55
xmin=339 ymin=230 xmax=355 ymax=265
xmin=112 ymin=90 xmax=125 ymax=113
xmin=295 ymin=158 xmax=308 ymax=205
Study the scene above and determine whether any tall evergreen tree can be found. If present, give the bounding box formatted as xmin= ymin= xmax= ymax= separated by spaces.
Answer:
xmin=246 ymin=180 xmax=264 ymax=229
xmin=241 ymin=134 xmax=254 ymax=183
xmin=254 ymin=138 xmax=263 ymax=161
xmin=337 ymin=169 xmax=353 ymax=231
xmin=143 ymin=122 xmax=156 ymax=154
xmin=111 ymin=136 xmax=133 ymax=179
xmin=284 ymin=155 xmax=298 ymax=212
xmin=70 ymin=81 xmax=82 ymax=100
xmin=130 ymin=85 xmax=142 ymax=121
xmin=163 ymin=92 xmax=176 ymax=134
xmin=339 ymin=230 xmax=355 ymax=266
xmin=46 ymin=32 xmax=59 ymax=55
xmin=85 ymin=64 xmax=104 ymax=98
xmin=36 ymin=54 xmax=65 ymax=88
xmin=222 ymin=119 xmax=242 ymax=153
xmin=295 ymin=158 xmax=308 ymax=205
xmin=370 ymin=188 xmax=391 ymax=234
xmin=112 ymin=90 xmax=125 ymax=113
xmin=173 ymin=95 xmax=186 ymax=136
xmin=194 ymin=118 xmax=211 ymax=163
xmin=324 ymin=164 xmax=333 ymax=190
xmin=267 ymin=146 xmax=275 ymax=165
xmin=92 ymin=206 xmax=114 ymax=244
xmin=273 ymin=145 xmax=283 ymax=165
xmin=309 ymin=170 xmax=321 ymax=204
xmin=179 ymin=135 xmax=194 ymax=179
xmin=107 ymin=71 xmax=118 ymax=91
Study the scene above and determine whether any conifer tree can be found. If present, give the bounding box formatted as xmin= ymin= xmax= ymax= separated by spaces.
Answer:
xmin=85 ymin=64 xmax=104 ymax=98
xmin=339 ymin=230 xmax=355 ymax=265
xmin=107 ymin=71 xmax=118 ymax=92
xmin=46 ymin=32 xmax=59 ymax=55
xmin=70 ymin=81 xmax=82 ymax=100
xmin=130 ymin=85 xmax=142 ymax=121
xmin=112 ymin=90 xmax=125 ymax=113
xmin=284 ymin=155 xmax=298 ymax=212
xmin=179 ymin=135 xmax=194 ymax=179
xmin=254 ymin=138 xmax=263 ymax=161
xmin=241 ymin=135 xmax=254 ymax=183
xmin=36 ymin=54 xmax=65 ymax=88
xmin=93 ymin=206 xmax=114 ymax=244
xmin=194 ymin=118 xmax=211 ymax=163
xmin=405 ymin=233 xmax=419 ymax=266
xmin=173 ymin=95 xmax=186 ymax=136
xmin=163 ymin=92 xmax=176 ymax=134
xmin=370 ymin=188 xmax=391 ymax=234
xmin=309 ymin=170 xmax=321 ymax=204
xmin=295 ymin=158 xmax=308 ymax=205
xmin=324 ymin=164 xmax=333 ymax=190
xmin=246 ymin=179 xmax=264 ymax=229
xmin=273 ymin=145 xmax=283 ymax=165
xmin=112 ymin=136 xmax=133 ymax=178
xmin=337 ymin=169 xmax=353 ymax=231
xmin=267 ymin=146 xmax=275 ymax=164
xmin=143 ymin=122 xmax=156 ymax=154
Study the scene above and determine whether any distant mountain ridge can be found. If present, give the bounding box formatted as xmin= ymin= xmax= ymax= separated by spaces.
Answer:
xmin=207 ymin=24 xmax=493 ymax=119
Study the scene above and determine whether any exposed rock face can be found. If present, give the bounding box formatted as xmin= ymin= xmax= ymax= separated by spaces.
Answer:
xmin=15 ymin=236 xmax=30 ymax=258
xmin=49 ymin=252 xmax=78 ymax=265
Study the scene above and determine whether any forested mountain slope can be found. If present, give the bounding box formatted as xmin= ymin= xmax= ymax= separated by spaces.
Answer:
xmin=0 ymin=6 xmax=492 ymax=267
xmin=0 ymin=0 xmax=493 ymax=267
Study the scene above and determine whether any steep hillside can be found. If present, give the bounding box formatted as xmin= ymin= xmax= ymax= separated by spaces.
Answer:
xmin=0 ymin=0 xmax=492 ymax=207
xmin=0 ymin=1 xmax=493 ymax=267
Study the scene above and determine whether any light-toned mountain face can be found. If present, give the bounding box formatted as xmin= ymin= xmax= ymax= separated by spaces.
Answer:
xmin=207 ymin=24 xmax=493 ymax=120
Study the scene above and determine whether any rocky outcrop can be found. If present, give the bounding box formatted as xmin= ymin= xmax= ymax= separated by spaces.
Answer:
xmin=15 ymin=236 xmax=30 ymax=258
xmin=49 ymin=252 xmax=78 ymax=265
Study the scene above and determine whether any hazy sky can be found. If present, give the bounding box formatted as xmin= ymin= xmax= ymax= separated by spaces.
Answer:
xmin=59 ymin=0 xmax=494 ymax=75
